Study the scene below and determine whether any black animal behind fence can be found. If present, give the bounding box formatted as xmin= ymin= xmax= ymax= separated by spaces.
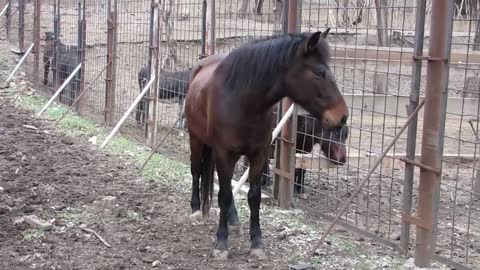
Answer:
xmin=136 ymin=65 xmax=191 ymax=129
xmin=43 ymin=31 xmax=81 ymax=108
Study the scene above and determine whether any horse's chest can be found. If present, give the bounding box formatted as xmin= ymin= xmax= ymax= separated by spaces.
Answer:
xmin=215 ymin=125 xmax=272 ymax=154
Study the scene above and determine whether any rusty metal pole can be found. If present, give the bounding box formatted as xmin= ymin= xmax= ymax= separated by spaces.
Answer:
xmin=206 ymin=0 xmax=215 ymax=55
xmin=414 ymin=0 xmax=454 ymax=267
xmin=200 ymin=0 xmax=207 ymax=58
xmin=277 ymin=0 xmax=298 ymax=209
xmin=105 ymin=0 xmax=117 ymax=125
xmin=273 ymin=0 xmax=290 ymax=200
xmin=400 ymin=0 xmax=426 ymax=254
xmin=6 ymin=0 xmax=11 ymax=40
xmin=75 ymin=0 xmax=86 ymax=113
xmin=146 ymin=0 xmax=160 ymax=147
xmin=33 ymin=0 xmax=41 ymax=78
xmin=18 ymin=0 xmax=24 ymax=52
xmin=53 ymin=0 xmax=60 ymax=88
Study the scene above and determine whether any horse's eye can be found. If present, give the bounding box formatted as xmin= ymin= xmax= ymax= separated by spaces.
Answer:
xmin=312 ymin=68 xmax=326 ymax=79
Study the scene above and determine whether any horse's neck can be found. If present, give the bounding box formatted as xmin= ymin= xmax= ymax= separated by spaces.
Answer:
xmin=221 ymin=82 xmax=284 ymax=123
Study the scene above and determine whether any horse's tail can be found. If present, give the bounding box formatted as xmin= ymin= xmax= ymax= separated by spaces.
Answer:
xmin=200 ymin=146 xmax=215 ymax=218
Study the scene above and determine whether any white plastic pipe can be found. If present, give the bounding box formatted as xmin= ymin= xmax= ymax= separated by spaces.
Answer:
xmin=6 ymin=43 xmax=34 ymax=83
xmin=100 ymin=77 xmax=155 ymax=149
xmin=0 ymin=3 xmax=9 ymax=18
xmin=232 ymin=104 xmax=295 ymax=196
xmin=37 ymin=63 xmax=82 ymax=117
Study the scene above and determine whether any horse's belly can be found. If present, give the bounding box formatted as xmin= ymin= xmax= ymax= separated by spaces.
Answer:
xmin=215 ymin=126 xmax=272 ymax=155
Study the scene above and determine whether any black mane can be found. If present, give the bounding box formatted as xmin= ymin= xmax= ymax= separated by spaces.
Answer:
xmin=217 ymin=32 xmax=330 ymax=93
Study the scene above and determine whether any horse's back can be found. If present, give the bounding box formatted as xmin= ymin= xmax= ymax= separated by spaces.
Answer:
xmin=186 ymin=54 xmax=227 ymax=144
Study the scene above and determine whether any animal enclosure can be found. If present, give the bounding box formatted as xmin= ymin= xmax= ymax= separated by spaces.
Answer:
xmin=2 ymin=0 xmax=480 ymax=269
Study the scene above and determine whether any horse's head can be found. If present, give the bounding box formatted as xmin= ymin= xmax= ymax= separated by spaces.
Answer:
xmin=316 ymin=124 xmax=349 ymax=165
xmin=286 ymin=29 xmax=348 ymax=130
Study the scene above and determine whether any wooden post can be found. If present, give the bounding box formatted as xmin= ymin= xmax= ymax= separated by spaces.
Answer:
xmin=146 ymin=0 xmax=160 ymax=147
xmin=105 ymin=0 xmax=117 ymax=125
xmin=33 ymin=0 xmax=41 ymax=78
xmin=277 ymin=0 xmax=299 ymax=209
xmin=373 ymin=72 xmax=388 ymax=94
xmin=206 ymin=0 xmax=215 ymax=55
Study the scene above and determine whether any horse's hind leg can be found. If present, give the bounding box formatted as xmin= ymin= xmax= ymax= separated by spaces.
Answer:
xmin=246 ymin=148 xmax=269 ymax=260
xmin=189 ymin=134 xmax=204 ymax=220
xmin=227 ymin=194 xmax=241 ymax=235
xmin=212 ymin=147 xmax=239 ymax=261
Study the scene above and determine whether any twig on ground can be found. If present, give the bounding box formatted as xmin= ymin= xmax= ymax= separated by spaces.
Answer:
xmin=78 ymin=225 xmax=112 ymax=248
xmin=22 ymin=124 xmax=38 ymax=130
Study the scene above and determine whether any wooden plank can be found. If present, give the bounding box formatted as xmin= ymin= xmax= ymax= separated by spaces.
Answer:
xmin=330 ymin=45 xmax=480 ymax=64
xmin=297 ymin=95 xmax=480 ymax=120
xmin=295 ymin=151 xmax=478 ymax=172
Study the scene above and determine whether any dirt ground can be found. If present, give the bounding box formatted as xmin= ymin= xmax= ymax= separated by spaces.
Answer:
xmin=1 ymin=88 xmax=446 ymax=270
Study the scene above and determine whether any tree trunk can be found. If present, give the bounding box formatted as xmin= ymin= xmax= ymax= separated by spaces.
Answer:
xmin=375 ymin=0 xmax=389 ymax=46
xmin=470 ymin=0 xmax=480 ymax=51
xmin=272 ymin=0 xmax=283 ymax=33
xmin=239 ymin=0 xmax=250 ymax=18
xmin=255 ymin=0 xmax=265 ymax=14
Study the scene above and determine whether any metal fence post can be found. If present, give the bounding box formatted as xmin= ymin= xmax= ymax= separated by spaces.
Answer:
xmin=146 ymin=0 xmax=160 ymax=147
xmin=200 ymin=0 xmax=207 ymax=57
xmin=273 ymin=0 xmax=290 ymax=200
xmin=18 ymin=0 xmax=24 ymax=51
xmin=400 ymin=0 xmax=426 ymax=254
xmin=76 ymin=0 xmax=86 ymax=113
xmin=53 ymin=0 xmax=60 ymax=88
xmin=206 ymin=0 xmax=215 ymax=55
xmin=33 ymin=0 xmax=41 ymax=78
xmin=276 ymin=0 xmax=298 ymax=209
xmin=6 ymin=0 xmax=11 ymax=40
xmin=105 ymin=0 xmax=117 ymax=125
xmin=413 ymin=0 xmax=455 ymax=267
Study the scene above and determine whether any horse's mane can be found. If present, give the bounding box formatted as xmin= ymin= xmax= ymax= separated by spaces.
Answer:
xmin=217 ymin=32 xmax=330 ymax=93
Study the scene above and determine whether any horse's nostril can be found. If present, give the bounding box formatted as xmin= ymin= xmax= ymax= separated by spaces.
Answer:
xmin=341 ymin=115 xmax=347 ymax=125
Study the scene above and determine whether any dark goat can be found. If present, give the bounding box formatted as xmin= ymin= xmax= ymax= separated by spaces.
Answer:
xmin=136 ymin=65 xmax=191 ymax=129
xmin=56 ymin=49 xmax=81 ymax=108
xmin=43 ymin=31 xmax=78 ymax=86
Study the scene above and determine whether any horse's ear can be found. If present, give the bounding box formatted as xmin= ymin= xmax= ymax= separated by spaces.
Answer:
xmin=321 ymin=28 xmax=331 ymax=39
xmin=305 ymin=31 xmax=321 ymax=54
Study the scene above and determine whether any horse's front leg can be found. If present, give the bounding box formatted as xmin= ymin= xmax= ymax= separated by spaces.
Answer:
xmin=246 ymin=148 xmax=269 ymax=260
xmin=212 ymin=147 xmax=238 ymax=261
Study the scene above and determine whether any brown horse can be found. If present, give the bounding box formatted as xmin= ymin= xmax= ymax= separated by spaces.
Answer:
xmin=185 ymin=29 xmax=348 ymax=260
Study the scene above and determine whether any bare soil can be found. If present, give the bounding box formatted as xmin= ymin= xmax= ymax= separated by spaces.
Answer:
xmin=0 ymin=90 xmax=446 ymax=270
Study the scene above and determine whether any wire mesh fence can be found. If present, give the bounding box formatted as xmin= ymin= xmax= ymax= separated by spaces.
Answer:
xmin=5 ymin=0 xmax=480 ymax=269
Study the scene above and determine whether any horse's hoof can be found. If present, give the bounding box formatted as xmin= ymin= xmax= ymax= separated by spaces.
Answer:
xmin=229 ymin=224 xmax=242 ymax=235
xmin=249 ymin=248 xmax=268 ymax=261
xmin=212 ymin=249 xmax=229 ymax=261
xmin=189 ymin=210 xmax=202 ymax=221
